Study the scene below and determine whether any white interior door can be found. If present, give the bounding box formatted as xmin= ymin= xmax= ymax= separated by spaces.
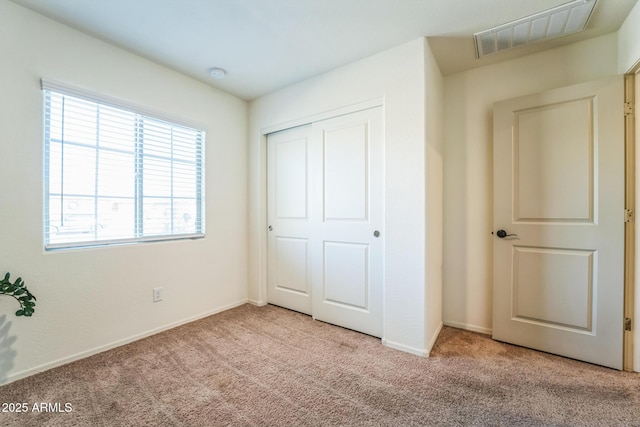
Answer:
xmin=493 ymin=77 xmax=625 ymax=369
xmin=267 ymin=124 xmax=313 ymax=315
xmin=309 ymin=108 xmax=384 ymax=337
xmin=267 ymin=107 xmax=384 ymax=337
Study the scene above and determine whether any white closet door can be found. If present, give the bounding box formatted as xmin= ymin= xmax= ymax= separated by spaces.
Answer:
xmin=309 ymin=107 xmax=384 ymax=337
xmin=267 ymin=107 xmax=384 ymax=337
xmin=267 ymin=124 xmax=313 ymax=315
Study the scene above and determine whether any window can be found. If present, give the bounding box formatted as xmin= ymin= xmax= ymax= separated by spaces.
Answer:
xmin=43 ymin=82 xmax=205 ymax=249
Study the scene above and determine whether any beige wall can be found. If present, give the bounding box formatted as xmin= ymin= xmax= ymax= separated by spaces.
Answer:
xmin=424 ymin=42 xmax=444 ymax=348
xmin=0 ymin=1 xmax=248 ymax=384
xmin=442 ymin=33 xmax=619 ymax=333
xmin=619 ymin=0 xmax=640 ymax=73
xmin=249 ymin=38 xmax=444 ymax=355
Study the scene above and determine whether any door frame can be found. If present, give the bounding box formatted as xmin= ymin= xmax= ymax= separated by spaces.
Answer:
xmin=626 ymin=67 xmax=639 ymax=372
xmin=255 ymin=97 xmax=384 ymax=306
xmin=624 ymin=72 xmax=634 ymax=371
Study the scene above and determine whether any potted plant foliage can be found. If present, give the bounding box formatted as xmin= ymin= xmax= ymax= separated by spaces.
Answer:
xmin=0 ymin=272 xmax=36 ymax=316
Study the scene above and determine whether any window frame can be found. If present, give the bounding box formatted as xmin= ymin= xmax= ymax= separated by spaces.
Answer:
xmin=42 ymin=80 xmax=206 ymax=250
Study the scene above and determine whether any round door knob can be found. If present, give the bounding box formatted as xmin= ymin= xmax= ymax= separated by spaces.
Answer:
xmin=373 ymin=230 xmax=380 ymax=238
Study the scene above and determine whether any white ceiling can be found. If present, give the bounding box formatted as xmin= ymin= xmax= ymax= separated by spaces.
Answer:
xmin=9 ymin=0 xmax=638 ymax=100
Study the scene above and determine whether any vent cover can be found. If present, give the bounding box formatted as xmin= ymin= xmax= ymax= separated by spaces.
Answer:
xmin=474 ymin=0 xmax=597 ymax=58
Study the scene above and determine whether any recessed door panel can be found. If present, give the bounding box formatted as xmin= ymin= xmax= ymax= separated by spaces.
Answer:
xmin=275 ymin=237 xmax=309 ymax=295
xmin=275 ymin=137 xmax=308 ymax=219
xmin=514 ymin=99 xmax=594 ymax=222
xmin=323 ymin=241 xmax=368 ymax=309
xmin=512 ymin=246 xmax=594 ymax=331
xmin=323 ymin=123 xmax=368 ymax=221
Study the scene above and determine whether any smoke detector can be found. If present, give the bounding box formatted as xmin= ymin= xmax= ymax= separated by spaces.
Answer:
xmin=209 ymin=67 xmax=227 ymax=79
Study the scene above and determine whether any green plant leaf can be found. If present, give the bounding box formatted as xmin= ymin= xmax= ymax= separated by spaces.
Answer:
xmin=2 ymin=272 xmax=37 ymax=317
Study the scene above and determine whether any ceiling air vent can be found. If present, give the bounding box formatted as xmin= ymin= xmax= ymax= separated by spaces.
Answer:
xmin=474 ymin=0 xmax=597 ymax=58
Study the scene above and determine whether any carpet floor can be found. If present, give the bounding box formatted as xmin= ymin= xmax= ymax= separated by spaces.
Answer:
xmin=0 ymin=303 xmax=639 ymax=426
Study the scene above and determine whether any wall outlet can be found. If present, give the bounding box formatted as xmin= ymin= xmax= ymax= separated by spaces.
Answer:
xmin=153 ymin=287 xmax=163 ymax=302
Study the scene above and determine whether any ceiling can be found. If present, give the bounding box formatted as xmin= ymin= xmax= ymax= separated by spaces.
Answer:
xmin=9 ymin=0 xmax=638 ymax=100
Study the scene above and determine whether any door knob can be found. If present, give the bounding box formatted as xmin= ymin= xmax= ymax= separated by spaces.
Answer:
xmin=373 ymin=230 xmax=380 ymax=238
xmin=496 ymin=229 xmax=517 ymax=238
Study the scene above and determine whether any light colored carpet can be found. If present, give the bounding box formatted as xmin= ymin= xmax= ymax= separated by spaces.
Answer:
xmin=0 ymin=303 xmax=639 ymax=426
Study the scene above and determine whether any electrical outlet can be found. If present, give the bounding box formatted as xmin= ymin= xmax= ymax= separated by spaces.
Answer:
xmin=153 ymin=287 xmax=163 ymax=302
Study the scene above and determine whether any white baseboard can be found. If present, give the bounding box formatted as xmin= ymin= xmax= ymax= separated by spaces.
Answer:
xmin=1 ymin=299 xmax=249 ymax=386
xmin=427 ymin=321 xmax=444 ymax=354
xmin=382 ymin=321 xmax=444 ymax=358
xmin=382 ymin=339 xmax=429 ymax=357
xmin=443 ymin=320 xmax=492 ymax=335
xmin=247 ymin=299 xmax=267 ymax=307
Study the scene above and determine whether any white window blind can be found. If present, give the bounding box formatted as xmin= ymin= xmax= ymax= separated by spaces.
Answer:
xmin=43 ymin=81 xmax=205 ymax=250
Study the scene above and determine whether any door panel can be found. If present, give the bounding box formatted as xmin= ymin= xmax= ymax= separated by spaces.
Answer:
xmin=323 ymin=123 xmax=368 ymax=221
xmin=512 ymin=246 xmax=594 ymax=330
xmin=267 ymin=125 xmax=312 ymax=314
xmin=275 ymin=237 xmax=309 ymax=295
xmin=493 ymin=77 xmax=624 ymax=369
xmin=323 ymin=241 xmax=369 ymax=309
xmin=310 ymin=108 xmax=383 ymax=337
xmin=274 ymin=135 xmax=308 ymax=219
xmin=515 ymin=99 xmax=594 ymax=221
